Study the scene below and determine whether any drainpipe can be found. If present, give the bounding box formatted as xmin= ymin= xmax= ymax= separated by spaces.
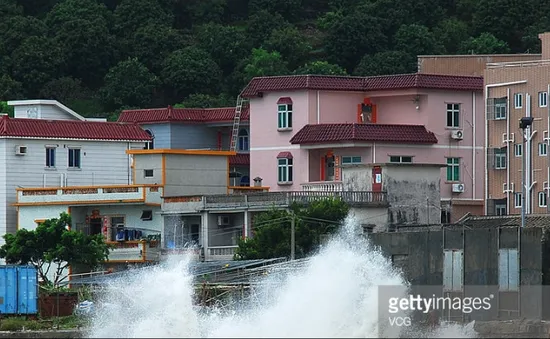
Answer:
xmin=316 ymin=91 xmax=320 ymax=124
xmin=506 ymin=88 xmax=511 ymax=213
xmin=373 ymin=142 xmax=376 ymax=163
xmin=485 ymin=80 xmax=528 ymax=215
xmin=472 ymin=91 xmax=476 ymax=200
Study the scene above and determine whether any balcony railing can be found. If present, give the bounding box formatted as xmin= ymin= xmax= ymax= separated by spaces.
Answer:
xmin=16 ymin=185 xmax=162 ymax=205
xmin=201 ymin=191 xmax=388 ymax=209
xmin=301 ymin=181 xmax=343 ymax=192
xmin=105 ymin=240 xmax=161 ymax=263
xmin=208 ymin=246 xmax=238 ymax=260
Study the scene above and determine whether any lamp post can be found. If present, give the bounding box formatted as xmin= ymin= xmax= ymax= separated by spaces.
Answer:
xmin=519 ymin=116 xmax=534 ymax=228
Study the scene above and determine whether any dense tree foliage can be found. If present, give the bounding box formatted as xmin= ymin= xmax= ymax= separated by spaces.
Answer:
xmin=1 ymin=0 xmax=548 ymax=118
xmin=234 ymin=198 xmax=349 ymax=260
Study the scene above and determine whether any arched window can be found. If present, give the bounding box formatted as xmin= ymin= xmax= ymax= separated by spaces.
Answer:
xmin=238 ymin=129 xmax=249 ymax=151
xmin=144 ymin=129 xmax=154 ymax=150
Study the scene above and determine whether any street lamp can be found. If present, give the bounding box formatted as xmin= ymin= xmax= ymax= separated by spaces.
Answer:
xmin=519 ymin=116 xmax=534 ymax=228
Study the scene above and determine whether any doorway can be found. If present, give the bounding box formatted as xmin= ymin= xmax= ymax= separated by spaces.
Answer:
xmin=325 ymin=155 xmax=335 ymax=181
xmin=89 ymin=218 xmax=102 ymax=236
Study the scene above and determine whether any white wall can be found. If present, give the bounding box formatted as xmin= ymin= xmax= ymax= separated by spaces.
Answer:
xmin=2 ymin=138 xmax=145 ymax=240
xmin=13 ymin=104 xmax=79 ymax=121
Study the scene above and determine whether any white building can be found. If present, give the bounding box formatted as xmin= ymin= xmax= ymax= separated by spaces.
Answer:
xmin=1 ymin=100 xmax=152 ymax=244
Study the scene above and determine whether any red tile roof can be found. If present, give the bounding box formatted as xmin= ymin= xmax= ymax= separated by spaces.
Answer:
xmin=117 ymin=106 xmax=250 ymax=124
xmin=289 ymin=123 xmax=438 ymax=145
xmin=0 ymin=115 xmax=152 ymax=141
xmin=241 ymin=73 xmax=484 ymax=98
xmin=229 ymin=153 xmax=249 ymax=166
xmin=277 ymin=151 xmax=294 ymax=159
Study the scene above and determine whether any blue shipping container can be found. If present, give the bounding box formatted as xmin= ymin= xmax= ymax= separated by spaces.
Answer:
xmin=0 ymin=265 xmax=38 ymax=315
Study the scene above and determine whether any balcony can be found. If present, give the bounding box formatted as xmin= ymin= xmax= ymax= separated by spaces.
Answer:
xmin=106 ymin=240 xmax=161 ymax=263
xmin=163 ymin=191 xmax=388 ymax=210
xmin=15 ymin=185 xmax=163 ymax=206
xmin=301 ymin=181 xmax=343 ymax=192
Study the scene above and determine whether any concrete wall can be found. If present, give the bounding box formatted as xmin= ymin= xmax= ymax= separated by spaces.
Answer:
xmin=132 ymin=154 xmax=163 ymax=185
xmin=342 ymin=163 xmax=442 ymax=227
xmin=12 ymin=103 xmax=80 ymax=121
xmin=171 ymin=124 xmax=218 ymax=150
xmin=208 ymin=212 xmax=244 ymax=247
xmin=368 ymin=226 xmax=546 ymax=321
xmin=164 ymin=154 xmax=228 ymax=196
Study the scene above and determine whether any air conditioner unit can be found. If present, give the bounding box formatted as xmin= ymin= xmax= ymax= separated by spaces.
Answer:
xmin=15 ymin=145 xmax=27 ymax=156
xmin=451 ymin=130 xmax=464 ymax=140
xmin=452 ymin=183 xmax=465 ymax=193
xmin=217 ymin=215 xmax=230 ymax=226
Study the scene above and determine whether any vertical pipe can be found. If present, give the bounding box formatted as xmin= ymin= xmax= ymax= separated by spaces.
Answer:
xmin=485 ymin=86 xmax=490 ymax=214
xmin=472 ymin=91 xmax=476 ymax=199
xmin=506 ymin=89 xmax=511 ymax=213
xmin=526 ymin=94 xmax=532 ymax=215
xmin=316 ymin=91 xmax=320 ymax=124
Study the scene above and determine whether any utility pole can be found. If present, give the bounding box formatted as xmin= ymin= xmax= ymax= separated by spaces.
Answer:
xmin=290 ymin=214 xmax=296 ymax=260
xmin=519 ymin=116 xmax=534 ymax=228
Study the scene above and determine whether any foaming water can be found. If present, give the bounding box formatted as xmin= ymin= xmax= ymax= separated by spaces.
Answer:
xmin=86 ymin=215 xmax=477 ymax=338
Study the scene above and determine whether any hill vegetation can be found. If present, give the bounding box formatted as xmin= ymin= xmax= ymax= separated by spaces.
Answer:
xmin=1 ymin=0 xmax=548 ymax=119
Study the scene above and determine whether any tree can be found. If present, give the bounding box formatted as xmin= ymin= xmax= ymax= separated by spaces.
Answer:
xmin=246 ymin=10 xmax=290 ymax=47
xmin=264 ymin=26 xmax=312 ymax=70
xmin=394 ymin=24 xmax=445 ymax=57
xmin=0 ymin=16 xmax=47 ymax=55
xmin=195 ymin=23 xmax=250 ymax=76
xmin=39 ymin=77 xmax=90 ymax=103
xmin=101 ymin=58 xmax=160 ymax=110
xmin=458 ymin=32 xmax=511 ymax=54
xmin=248 ymin=0 xmax=302 ymax=22
xmin=174 ymin=93 xmax=234 ymax=108
xmin=0 ymin=213 xmax=110 ymax=288
xmin=234 ymin=198 xmax=349 ymax=260
xmin=10 ymin=36 xmax=66 ymax=97
xmin=0 ymin=101 xmax=15 ymax=117
xmin=433 ymin=18 xmax=471 ymax=54
xmin=354 ymin=50 xmax=415 ymax=76
xmin=161 ymin=47 xmax=222 ymax=103
xmin=0 ymin=75 xmax=24 ymax=101
xmin=243 ymin=48 xmax=289 ymax=82
xmin=131 ymin=24 xmax=185 ymax=73
xmin=294 ymin=61 xmax=348 ymax=75
xmin=113 ymin=0 xmax=174 ymax=36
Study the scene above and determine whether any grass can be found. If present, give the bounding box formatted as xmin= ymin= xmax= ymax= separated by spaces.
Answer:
xmin=0 ymin=315 xmax=87 ymax=332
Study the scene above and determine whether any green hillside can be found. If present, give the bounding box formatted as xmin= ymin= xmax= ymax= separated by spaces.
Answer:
xmin=0 ymin=0 xmax=548 ymax=119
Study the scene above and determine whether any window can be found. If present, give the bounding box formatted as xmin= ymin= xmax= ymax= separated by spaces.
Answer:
xmin=539 ymin=142 xmax=548 ymax=156
xmin=238 ymin=129 xmax=249 ymax=151
xmin=68 ymin=148 xmax=81 ymax=168
xmin=446 ymin=158 xmax=460 ymax=181
xmin=514 ymin=192 xmax=522 ymax=208
xmin=45 ymin=147 xmax=56 ymax=168
xmin=144 ymin=130 xmax=154 ymax=150
xmin=539 ymin=91 xmax=548 ymax=108
xmin=140 ymin=210 xmax=153 ymax=221
xmin=494 ymin=98 xmax=507 ymax=120
xmin=144 ymin=169 xmax=154 ymax=177
xmin=277 ymin=104 xmax=292 ymax=129
xmin=389 ymin=156 xmax=413 ymax=163
xmin=443 ymin=250 xmax=463 ymax=291
xmin=495 ymin=203 xmax=506 ymax=216
xmin=514 ymin=143 xmax=523 ymax=157
xmin=446 ymin=103 xmax=460 ymax=128
xmin=342 ymin=156 xmax=362 ymax=164
xmin=499 ymin=248 xmax=519 ymax=291
xmin=539 ymin=191 xmax=547 ymax=207
xmin=277 ymin=158 xmax=293 ymax=183
xmin=494 ymin=149 xmax=506 ymax=169
xmin=514 ymin=93 xmax=523 ymax=109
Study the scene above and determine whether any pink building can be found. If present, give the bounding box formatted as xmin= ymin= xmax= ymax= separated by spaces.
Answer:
xmin=242 ymin=73 xmax=485 ymax=222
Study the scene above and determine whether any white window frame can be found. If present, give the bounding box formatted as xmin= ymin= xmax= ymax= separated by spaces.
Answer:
xmin=446 ymin=103 xmax=460 ymax=128
xmin=495 ymin=152 xmax=506 ymax=169
xmin=514 ymin=192 xmax=522 ymax=208
xmin=539 ymin=142 xmax=548 ymax=156
xmin=446 ymin=157 xmax=460 ymax=182
xmin=144 ymin=130 xmax=154 ymax=150
xmin=514 ymin=93 xmax=523 ymax=109
xmin=277 ymin=158 xmax=293 ymax=183
xmin=67 ymin=147 xmax=81 ymax=169
xmin=494 ymin=98 xmax=507 ymax=120
xmin=389 ymin=155 xmax=413 ymax=163
xmin=342 ymin=156 xmax=362 ymax=164
xmin=237 ymin=129 xmax=249 ymax=151
xmin=277 ymin=104 xmax=293 ymax=129
xmin=539 ymin=91 xmax=548 ymax=108
xmin=539 ymin=191 xmax=547 ymax=207
xmin=45 ymin=146 xmax=56 ymax=168
xmin=514 ymin=144 xmax=523 ymax=157
xmin=495 ymin=203 xmax=506 ymax=216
